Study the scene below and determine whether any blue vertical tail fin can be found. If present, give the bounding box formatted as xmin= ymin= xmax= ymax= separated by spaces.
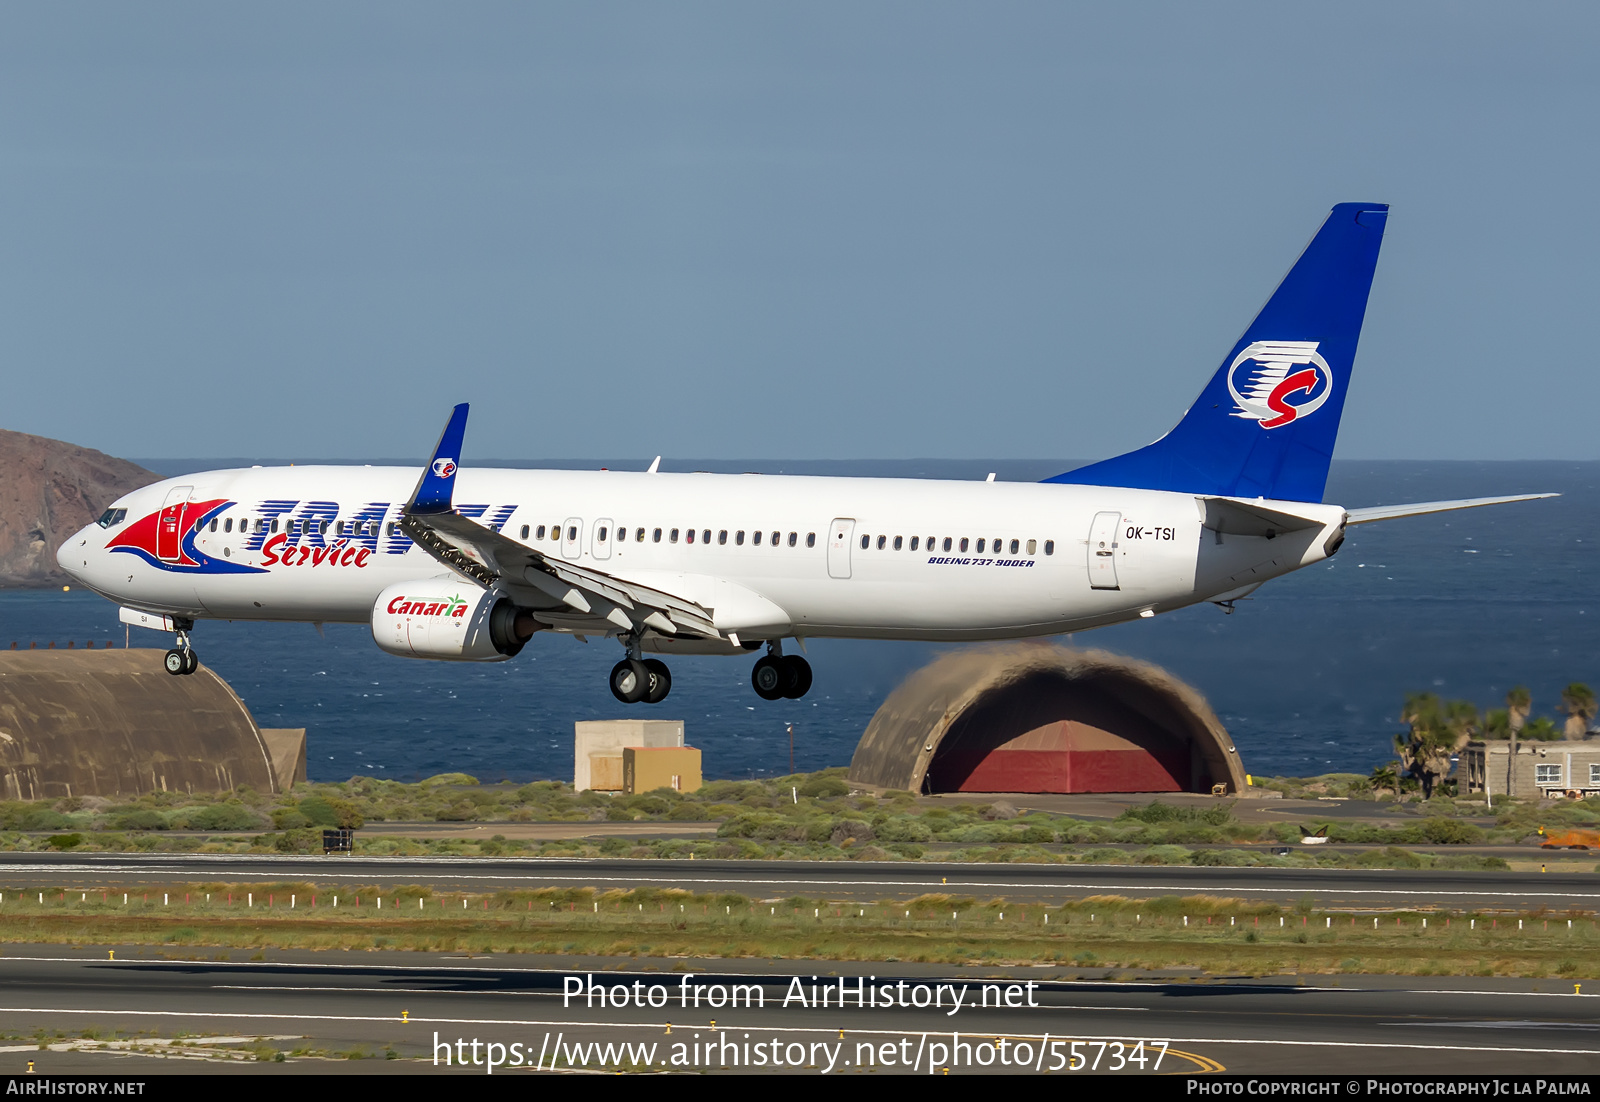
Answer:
xmin=1046 ymin=202 xmax=1388 ymax=503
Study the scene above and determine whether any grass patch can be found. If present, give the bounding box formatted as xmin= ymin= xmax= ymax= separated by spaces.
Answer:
xmin=0 ymin=882 xmax=1592 ymax=978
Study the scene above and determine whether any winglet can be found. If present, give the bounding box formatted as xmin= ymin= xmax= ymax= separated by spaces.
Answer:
xmin=406 ymin=403 xmax=469 ymax=515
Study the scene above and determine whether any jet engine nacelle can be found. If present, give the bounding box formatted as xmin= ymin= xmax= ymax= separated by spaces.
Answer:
xmin=371 ymin=581 xmax=537 ymax=661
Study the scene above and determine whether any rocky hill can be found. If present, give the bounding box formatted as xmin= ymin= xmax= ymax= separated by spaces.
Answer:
xmin=0 ymin=429 xmax=160 ymax=588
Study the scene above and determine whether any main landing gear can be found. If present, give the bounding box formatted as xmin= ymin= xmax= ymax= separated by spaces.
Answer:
xmin=752 ymin=643 xmax=811 ymax=701
xmin=163 ymin=620 xmax=199 ymax=677
xmin=609 ymin=636 xmax=671 ymax=705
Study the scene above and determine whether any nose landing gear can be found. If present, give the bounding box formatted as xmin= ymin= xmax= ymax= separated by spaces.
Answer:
xmin=163 ymin=621 xmax=199 ymax=676
xmin=752 ymin=643 xmax=811 ymax=701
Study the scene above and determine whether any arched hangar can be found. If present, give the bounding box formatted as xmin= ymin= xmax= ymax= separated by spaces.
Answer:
xmin=848 ymin=645 xmax=1245 ymax=795
xmin=0 ymin=650 xmax=303 ymax=800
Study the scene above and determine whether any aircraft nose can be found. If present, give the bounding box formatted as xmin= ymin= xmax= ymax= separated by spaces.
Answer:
xmin=56 ymin=526 xmax=95 ymax=581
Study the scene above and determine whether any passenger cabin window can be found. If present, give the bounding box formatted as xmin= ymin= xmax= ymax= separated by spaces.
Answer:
xmin=702 ymin=529 xmax=711 ymax=544
xmin=753 ymin=531 xmax=763 ymax=545
xmin=718 ymin=530 xmax=727 ymax=545
xmin=670 ymin=529 xmax=679 ymax=543
xmin=520 ymin=525 xmax=530 ymax=539
xmin=959 ymin=538 xmax=969 ymax=552
xmin=1044 ymin=540 xmax=1055 ymax=555
xmin=654 ymin=528 xmax=663 ymax=543
xmin=636 ymin=528 xmax=645 ymax=542
xmin=210 ymin=519 xmax=218 ymax=532
xmin=687 ymin=529 xmax=695 ymax=544
xmin=942 ymin=537 xmax=952 ymax=551
xmin=788 ymin=532 xmax=798 ymax=547
xmin=806 ymin=533 xmax=816 ymax=547
xmin=976 ymin=539 xmax=985 ymax=553
xmin=893 ymin=536 xmax=902 ymax=550
xmin=271 ymin=519 xmax=280 ymax=534
xmin=1026 ymin=539 xmax=1036 ymax=555
xmin=536 ymin=525 xmax=545 ymax=539
xmin=860 ymin=534 xmax=869 ymax=550
xmin=567 ymin=526 xmax=577 ymax=541
xmin=910 ymin=536 xmax=919 ymax=550
xmin=225 ymin=518 xmax=233 ymax=533
xmin=771 ymin=531 xmax=779 ymax=546
xmin=735 ymin=530 xmax=744 ymax=545
xmin=597 ymin=527 xmax=608 ymax=542
xmin=1011 ymin=539 xmax=1020 ymax=554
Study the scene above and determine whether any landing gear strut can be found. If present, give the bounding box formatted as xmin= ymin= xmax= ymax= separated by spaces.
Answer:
xmin=752 ymin=642 xmax=811 ymax=701
xmin=609 ymin=636 xmax=672 ymax=704
xmin=163 ymin=619 xmax=199 ymax=676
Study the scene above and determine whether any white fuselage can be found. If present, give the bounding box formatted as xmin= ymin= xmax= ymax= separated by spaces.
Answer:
xmin=59 ymin=465 xmax=1347 ymax=647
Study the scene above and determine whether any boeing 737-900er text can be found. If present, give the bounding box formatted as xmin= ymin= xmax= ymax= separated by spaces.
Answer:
xmin=59 ymin=203 xmax=1552 ymax=705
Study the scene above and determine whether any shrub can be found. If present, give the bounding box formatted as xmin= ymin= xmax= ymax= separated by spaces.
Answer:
xmin=1118 ymin=800 xmax=1234 ymax=827
xmin=876 ymin=817 xmax=933 ymax=844
xmin=45 ymin=833 xmax=82 ymax=849
xmin=272 ymin=809 xmax=311 ymax=830
xmin=18 ymin=808 xmax=73 ymax=832
xmin=274 ymin=828 xmax=320 ymax=853
xmin=298 ymin=795 xmax=364 ymax=828
xmin=798 ymin=776 xmax=850 ymax=799
xmin=420 ymin=773 xmax=480 ymax=787
xmin=188 ymin=803 xmax=264 ymax=832
xmin=109 ymin=809 xmax=165 ymax=831
xmin=1422 ymin=818 xmax=1483 ymax=845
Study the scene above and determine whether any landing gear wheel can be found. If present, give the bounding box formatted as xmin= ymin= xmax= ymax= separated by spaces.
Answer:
xmin=752 ymin=655 xmax=786 ymax=701
xmin=642 ymin=659 xmax=672 ymax=704
xmin=781 ymin=655 xmax=812 ymax=699
xmin=182 ymin=649 xmax=200 ymax=675
xmin=164 ymin=649 xmax=187 ymax=676
xmin=609 ymin=658 xmax=649 ymax=704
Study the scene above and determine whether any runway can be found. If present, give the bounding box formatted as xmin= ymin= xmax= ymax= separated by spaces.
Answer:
xmin=0 ymin=852 xmax=1596 ymax=910
xmin=0 ymin=949 xmax=1595 ymax=1075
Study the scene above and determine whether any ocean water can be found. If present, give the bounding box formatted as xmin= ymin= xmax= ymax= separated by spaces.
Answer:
xmin=2 ymin=459 xmax=1594 ymax=785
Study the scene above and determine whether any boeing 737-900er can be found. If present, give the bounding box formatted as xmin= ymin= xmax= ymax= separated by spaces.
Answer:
xmin=58 ymin=203 xmax=1552 ymax=705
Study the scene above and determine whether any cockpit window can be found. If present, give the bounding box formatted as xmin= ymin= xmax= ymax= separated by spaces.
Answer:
xmin=96 ymin=508 xmax=128 ymax=529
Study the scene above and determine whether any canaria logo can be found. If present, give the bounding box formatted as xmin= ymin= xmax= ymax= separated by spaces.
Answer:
xmin=1227 ymin=341 xmax=1333 ymax=429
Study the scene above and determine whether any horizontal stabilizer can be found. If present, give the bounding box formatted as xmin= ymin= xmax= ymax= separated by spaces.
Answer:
xmin=1345 ymin=493 xmax=1557 ymax=525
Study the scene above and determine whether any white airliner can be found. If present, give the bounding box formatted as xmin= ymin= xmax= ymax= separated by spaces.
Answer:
xmin=58 ymin=203 xmax=1551 ymax=704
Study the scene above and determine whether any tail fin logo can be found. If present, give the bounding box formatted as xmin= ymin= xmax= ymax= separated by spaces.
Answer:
xmin=1226 ymin=341 xmax=1333 ymax=429
xmin=431 ymin=458 xmax=457 ymax=478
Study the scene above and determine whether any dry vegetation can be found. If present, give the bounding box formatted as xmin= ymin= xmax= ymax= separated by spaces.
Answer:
xmin=0 ymin=885 xmax=1595 ymax=978
xmin=2 ymin=769 xmax=1596 ymax=870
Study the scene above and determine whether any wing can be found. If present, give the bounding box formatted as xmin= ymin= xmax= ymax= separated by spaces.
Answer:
xmin=403 ymin=510 xmax=719 ymax=639
xmin=400 ymin=406 xmax=718 ymax=640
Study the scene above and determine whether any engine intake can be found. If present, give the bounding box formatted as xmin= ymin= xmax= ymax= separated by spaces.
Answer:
xmin=371 ymin=582 xmax=537 ymax=661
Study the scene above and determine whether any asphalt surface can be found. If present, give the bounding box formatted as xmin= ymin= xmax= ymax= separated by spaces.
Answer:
xmin=0 ymin=853 xmax=1596 ymax=909
xmin=0 ymin=949 xmax=1595 ymax=1075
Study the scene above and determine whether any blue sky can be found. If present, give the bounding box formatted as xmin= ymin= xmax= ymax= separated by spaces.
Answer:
xmin=3 ymin=3 xmax=1596 ymax=462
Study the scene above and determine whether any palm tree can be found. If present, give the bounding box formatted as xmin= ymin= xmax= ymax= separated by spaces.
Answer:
xmin=1506 ymin=685 xmax=1531 ymax=798
xmin=1559 ymin=683 xmax=1597 ymax=739
xmin=1395 ymin=694 xmax=1474 ymax=799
